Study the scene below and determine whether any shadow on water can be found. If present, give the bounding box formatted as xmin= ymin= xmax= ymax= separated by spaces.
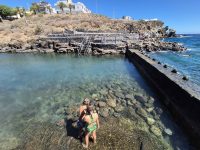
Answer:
xmin=65 ymin=119 xmax=79 ymax=140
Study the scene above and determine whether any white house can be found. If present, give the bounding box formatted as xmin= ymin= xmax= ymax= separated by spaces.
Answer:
xmin=122 ymin=16 xmax=133 ymax=21
xmin=32 ymin=1 xmax=54 ymax=14
xmin=55 ymin=0 xmax=91 ymax=14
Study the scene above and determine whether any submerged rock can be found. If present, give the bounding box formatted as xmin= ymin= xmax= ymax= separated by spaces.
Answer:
xmin=135 ymin=95 xmax=148 ymax=104
xmin=99 ymin=108 xmax=109 ymax=118
xmin=114 ymin=105 xmax=124 ymax=113
xmin=106 ymin=98 xmax=117 ymax=108
xmin=164 ymin=128 xmax=173 ymax=136
xmin=136 ymin=107 xmax=148 ymax=118
xmin=115 ymin=92 xmax=125 ymax=99
xmin=98 ymin=101 xmax=107 ymax=108
xmin=146 ymin=118 xmax=155 ymax=126
xmin=150 ymin=126 xmax=162 ymax=137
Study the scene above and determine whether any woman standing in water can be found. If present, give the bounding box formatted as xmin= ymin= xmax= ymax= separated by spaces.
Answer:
xmin=77 ymin=98 xmax=90 ymax=138
xmin=82 ymin=104 xmax=100 ymax=149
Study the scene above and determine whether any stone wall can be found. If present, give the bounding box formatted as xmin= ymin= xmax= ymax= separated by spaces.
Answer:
xmin=126 ymin=49 xmax=200 ymax=149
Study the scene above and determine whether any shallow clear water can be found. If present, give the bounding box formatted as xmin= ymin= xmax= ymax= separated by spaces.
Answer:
xmin=150 ymin=34 xmax=200 ymax=86
xmin=0 ymin=53 xmax=191 ymax=149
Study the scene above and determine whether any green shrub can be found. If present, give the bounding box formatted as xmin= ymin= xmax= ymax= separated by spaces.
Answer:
xmin=0 ymin=5 xmax=17 ymax=18
xmin=34 ymin=25 xmax=43 ymax=35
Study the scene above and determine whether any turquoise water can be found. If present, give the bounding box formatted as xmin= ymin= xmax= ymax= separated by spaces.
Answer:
xmin=150 ymin=34 xmax=200 ymax=86
xmin=0 ymin=54 xmax=191 ymax=149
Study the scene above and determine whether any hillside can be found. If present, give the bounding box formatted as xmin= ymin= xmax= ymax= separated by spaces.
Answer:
xmin=0 ymin=13 xmax=170 ymax=46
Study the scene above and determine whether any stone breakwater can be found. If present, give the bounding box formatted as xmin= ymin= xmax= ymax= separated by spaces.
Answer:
xmin=126 ymin=49 xmax=200 ymax=149
xmin=0 ymin=36 xmax=186 ymax=55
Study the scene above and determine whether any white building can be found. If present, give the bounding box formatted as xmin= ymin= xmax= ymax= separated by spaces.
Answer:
xmin=122 ymin=16 xmax=133 ymax=21
xmin=55 ymin=0 xmax=91 ymax=14
xmin=32 ymin=1 xmax=54 ymax=14
xmin=144 ymin=18 xmax=159 ymax=21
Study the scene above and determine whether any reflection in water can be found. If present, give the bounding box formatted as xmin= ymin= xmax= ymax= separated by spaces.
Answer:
xmin=0 ymin=53 xmax=190 ymax=149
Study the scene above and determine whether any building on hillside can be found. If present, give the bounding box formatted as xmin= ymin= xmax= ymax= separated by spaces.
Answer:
xmin=122 ymin=16 xmax=133 ymax=21
xmin=55 ymin=0 xmax=91 ymax=14
xmin=144 ymin=18 xmax=159 ymax=21
xmin=32 ymin=1 xmax=54 ymax=14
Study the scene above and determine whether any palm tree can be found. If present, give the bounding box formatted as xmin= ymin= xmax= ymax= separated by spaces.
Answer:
xmin=68 ymin=3 xmax=75 ymax=14
xmin=46 ymin=6 xmax=52 ymax=14
xmin=30 ymin=4 xmax=39 ymax=15
xmin=57 ymin=2 xmax=66 ymax=14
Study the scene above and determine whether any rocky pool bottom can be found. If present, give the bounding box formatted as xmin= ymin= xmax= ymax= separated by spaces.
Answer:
xmin=0 ymin=54 xmax=193 ymax=149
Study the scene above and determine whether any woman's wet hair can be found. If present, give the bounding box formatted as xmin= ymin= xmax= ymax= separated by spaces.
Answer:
xmin=83 ymin=98 xmax=90 ymax=104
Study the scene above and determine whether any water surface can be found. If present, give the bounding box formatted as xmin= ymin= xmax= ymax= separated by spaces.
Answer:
xmin=150 ymin=34 xmax=200 ymax=86
xmin=0 ymin=53 xmax=191 ymax=149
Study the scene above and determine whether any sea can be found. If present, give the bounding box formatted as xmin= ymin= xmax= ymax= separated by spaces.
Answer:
xmin=150 ymin=34 xmax=200 ymax=87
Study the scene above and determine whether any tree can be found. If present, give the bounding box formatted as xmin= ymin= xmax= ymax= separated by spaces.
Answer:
xmin=0 ymin=5 xmax=17 ymax=18
xmin=15 ymin=7 xmax=25 ymax=17
xmin=67 ymin=3 xmax=75 ymax=14
xmin=57 ymin=2 xmax=66 ymax=14
xmin=46 ymin=6 xmax=52 ymax=14
xmin=30 ymin=4 xmax=39 ymax=15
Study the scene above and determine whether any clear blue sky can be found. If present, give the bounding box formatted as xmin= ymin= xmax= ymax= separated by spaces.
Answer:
xmin=1 ymin=0 xmax=200 ymax=34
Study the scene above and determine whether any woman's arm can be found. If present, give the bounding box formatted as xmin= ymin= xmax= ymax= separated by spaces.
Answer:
xmin=96 ymin=114 xmax=100 ymax=129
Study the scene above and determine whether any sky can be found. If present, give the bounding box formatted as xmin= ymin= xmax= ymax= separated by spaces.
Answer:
xmin=0 ymin=0 xmax=200 ymax=34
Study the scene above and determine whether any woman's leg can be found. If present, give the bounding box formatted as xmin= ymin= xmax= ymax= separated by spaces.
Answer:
xmin=92 ymin=130 xmax=97 ymax=144
xmin=83 ymin=132 xmax=89 ymax=148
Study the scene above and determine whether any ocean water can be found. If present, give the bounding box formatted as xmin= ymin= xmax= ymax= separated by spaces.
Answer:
xmin=150 ymin=34 xmax=200 ymax=86
xmin=0 ymin=53 xmax=191 ymax=149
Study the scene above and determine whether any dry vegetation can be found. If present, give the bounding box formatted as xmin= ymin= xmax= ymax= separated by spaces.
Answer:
xmin=0 ymin=13 xmax=165 ymax=45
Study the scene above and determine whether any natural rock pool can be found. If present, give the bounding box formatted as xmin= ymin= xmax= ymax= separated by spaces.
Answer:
xmin=0 ymin=54 xmax=192 ymax=149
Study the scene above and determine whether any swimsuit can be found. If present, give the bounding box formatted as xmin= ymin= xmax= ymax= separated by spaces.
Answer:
xmin=86 ymin=115 xmax=97 ymax=133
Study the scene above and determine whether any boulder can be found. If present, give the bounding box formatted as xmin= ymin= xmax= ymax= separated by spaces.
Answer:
xmin=113 ymin=113 xmax=120 ymax=118
xmin=99 ymin=89 xmax=108 ymax=95
xmin=106 ymin=98 xmax=117 ymax=108
xmin=92 ymin=93 xmax=98 ymax=99
xmin=99 ymin=108 xmax=109 ymax=118
xmin=164 ymin=128 xmax=173 ymax=136
xmin=115 ymin=92 xmax=125 ymax=99
xmin=125 ymin=94 xmax=135 ymax=101
xmin=148 ymin=97 xmax=155 ymax=104
xmin=146 ymin=107 xmax=154 ymax=113
xmin=136 ymin=107 xmax=148 ymax=118
xmin=146 ymin=118 xmax=155 ymax=126
xmin=98 ymin=101 xmax=107 ymax=108
xmin=150 ymin=126 xmax=162 ymax=137
xmin=56 ymin=108 xmax=65 ymax=115
xmin=114 ymin=105 xmax=124 ymax=113
xmin=134 ymin=95 xmax=148 ymax=104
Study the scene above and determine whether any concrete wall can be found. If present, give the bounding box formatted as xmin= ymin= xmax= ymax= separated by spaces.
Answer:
xmin=126 ymin=49 xmax=200 ymax=149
